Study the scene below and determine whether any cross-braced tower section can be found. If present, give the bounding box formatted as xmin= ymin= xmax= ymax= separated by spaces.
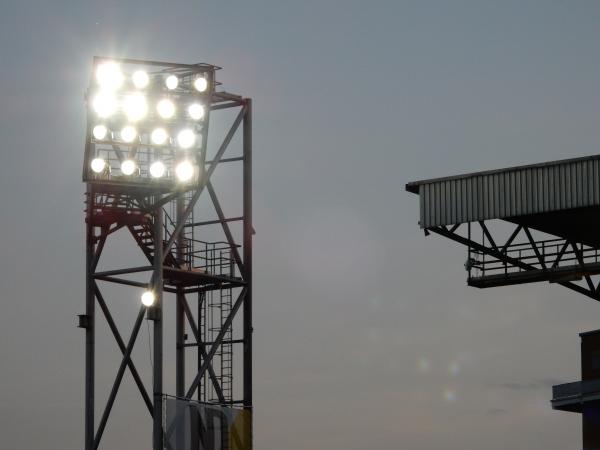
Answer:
xmin=80 ymin=57 xmax=253 ymax=450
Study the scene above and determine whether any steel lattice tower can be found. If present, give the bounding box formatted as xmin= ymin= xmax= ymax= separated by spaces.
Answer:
xmin=80 ymin=57 xmax=253 ymax=450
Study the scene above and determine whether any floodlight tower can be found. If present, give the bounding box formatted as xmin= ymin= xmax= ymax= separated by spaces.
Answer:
xmin=80 ymin=57 xmax=253 ymax=450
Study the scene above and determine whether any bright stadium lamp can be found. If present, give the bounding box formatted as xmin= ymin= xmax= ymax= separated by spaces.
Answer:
xmin=93 ymin=91 xmax=117 ymax=118
xmin=175 ymin=160 xmax=194 ymax=182
xmin=92 ymin=124 xmax=108 ymax=140
xmin=84 ymin=58 xmax=216 ymax=188
xmin=141 ymin=290 xmax=155 ymax=307
xmin=151 ymin=128 xmax=168 ymax=145
xmin=193 ymin=76 xmax=208 ymax=92
xmin=157 ymin=99 xmax=175 ymax=119
xmin=121 ymin=126 xmax=137 ymax=143
xmin=121 ymin=159 xmax=137 ymax=176
xmin=165 ymin=75 xmax=178 ymax=90
xmin=123 ymin=93 xmax=148 ymax=122
xmin=177 ymin=129 xmax=195 ymax=149
xmin=132 ymin=70 xmax=149 ymax=89
xmin=96 ymin=61 xmax=123 ymax=90
xmin=90 ymin=157 xmax=107 ymax=173
xmin=149 ymin=160 xmax=166 ymax=178
xmin=188 ymin=103 xmax=205 ymax=121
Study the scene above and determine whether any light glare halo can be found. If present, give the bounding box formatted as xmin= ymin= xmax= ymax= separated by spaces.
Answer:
xmin=193 ymin=77 xmax=208 ymax=92
xmin=120 ymin=125 xmax=137 ymax=143
xmin=175 ymin=160 xmax=194 ymax=182
xmin=177 ymin=129 xmax=195 ymax=149
xmin=132 ymin=70 xmax=149 ymax=89
xmin=90 ymin=158 xmax=106 ymax=173
xmin=149 ymin=161 xmax=166 ymax=178
xmin=92 ymin=125 xmax=108 ymax=140
xmin=96 ymin=62 xmax=123 ymax=90
xmin=157 ymin=99 xmax=175 ymax=119
xmin=165 ymin=75 xmax=178 ymax=90
xmin=92 ymin=91 xmax=117 ymax=118
xmin=188 ymin=103 xmax=205 ymax=120
xmin=141 ymin=291 xmax=155 ymax=307
xmin=151 ymin=128 xmax=168 ymax=145
xmin=123 ymin=93 xmax=148 ymax=122
xmin=121 ymin=159 xmax=136 ymax=176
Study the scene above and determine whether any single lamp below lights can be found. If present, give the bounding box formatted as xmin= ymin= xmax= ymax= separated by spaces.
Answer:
xmin=141 ymin=290 xmax=155 ymax=307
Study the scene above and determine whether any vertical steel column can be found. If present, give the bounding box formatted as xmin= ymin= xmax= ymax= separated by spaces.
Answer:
xmin=153 ymin=202 xmax=164 ymax=450
xmin=242 ymin=100 xmax=253 ymax=446
xmin=85 ymin=186 xmax=95 ymax=450
xmin=176 ymin=197 xmax=185 ymax=398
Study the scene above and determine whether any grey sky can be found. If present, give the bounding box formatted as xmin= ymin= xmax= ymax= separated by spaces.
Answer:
xmin=1 ymin=1 xmax=600 ymax=449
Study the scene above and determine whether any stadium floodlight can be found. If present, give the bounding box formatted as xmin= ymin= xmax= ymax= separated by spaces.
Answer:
xmin=132 ymin=70 xmax=149 ymax=89
xmin=92 ymin=124 xmax=108 ymax=140
xmin=188 ymin=103 xmax=205 ymax=120
xmin=84 ymin=58 xmax=215 ymax=188
xmin=177 ymin=129 xmax=195 ymax=149
xmin=121 ymin=125 xmax=137 ymax=143
xmin=90 ymin=157 xmax=107 ymax=173
xmin=151 ymin=128 xmax=168 ymax=145
xmin=149 ymin=160 xmax=166 ymax=178
xmin=141 ymin=290 xmax=155 ymax=307
xmin=93 ymin=91 xmax=117 ymax=118
xmin=175 ymin=160 xmax=194 ymax=182
xmin=193 ymin=76 xmax=208 ymax=92
xmin=96 ymin=61 xmax=123 ymax=90
xmin=157 ymin=99 xmax=175 ymax=119
xmin=165 ymin=75 xmax=178 ymax=90
xmin=121 ymin=159 xmax=136 ymax=176
xmin=123 ymin=93 xmax=148 ymax=122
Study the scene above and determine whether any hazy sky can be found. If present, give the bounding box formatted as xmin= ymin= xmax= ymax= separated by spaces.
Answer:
xmin=2 ymin=1 xmax=600 ymax=449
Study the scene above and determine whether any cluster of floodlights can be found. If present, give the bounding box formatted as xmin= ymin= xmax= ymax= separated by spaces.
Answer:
xmin=89 ymin=61 xmax=209 ymax=182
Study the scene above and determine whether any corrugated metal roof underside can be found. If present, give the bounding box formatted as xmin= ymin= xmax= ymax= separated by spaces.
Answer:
xmin=409 ymin=156 xmax=600 ymax=228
